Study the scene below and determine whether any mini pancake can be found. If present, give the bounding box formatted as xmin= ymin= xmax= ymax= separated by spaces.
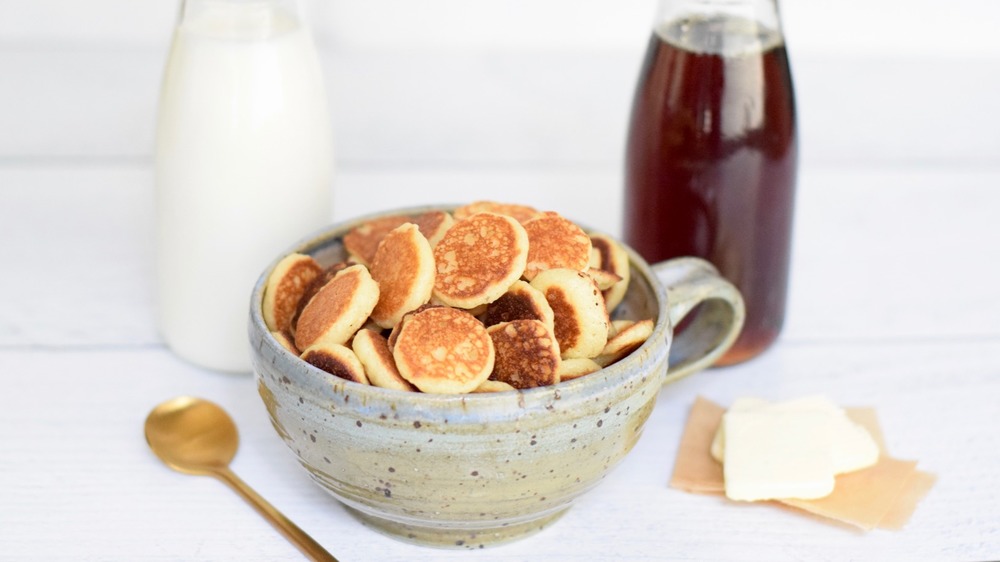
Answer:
xmin=530 ymin=268 xmax=609 ymax=359
xmin=557 ymin=357 xmax=602 ymax=381
xmin=429 ymin=295 xmax=488 ymax=317
xmin=413 ymin=211 xmax=455 ymax=248
xmin=472 ymin=380 xmax=517 ymax=393
xmin=351 ymin=328 xmax=416 ymax=392
xmin=482 ymin=280 xmax=555 ymax=333
xmin=588 ymin=232 xmax=631 ymax=312
xmin=262 ymin=253 xmax=324 ymax=333
xmin=300 ymin=342 xmax=370 ymax=385
xmin=522 ymin=212 xmax=592 ymax=281
xmin=369 ymin=223 xmax=436 ymax=329
xmin=343 ymin=211 xmax=454 ymax=266
xmin=453 ymin=201 xmax=540 ymax=224
xmin=271 ymin=330 xmax=300 ymax=356
xmin=387 ymin=303 xmax=441 ymax=351
xmin=291 ymin=261 xmax=351 ymax=332
xmin=608 ymin=319 xmax=635 ymax=338
xmin=586 ymin=267 xmax=622 ymax=291
xmin=432 ymin=212 xmax=529 ymax=309
xmin=594 ymin=318 xmax=654 ymax=367
xmin=392 ymin=307 xmax=495 ymax=394
xmin=294 ymin=264 xmax=380 ymax=351
xmin=487 ymin=319 xmax=561 ymax=390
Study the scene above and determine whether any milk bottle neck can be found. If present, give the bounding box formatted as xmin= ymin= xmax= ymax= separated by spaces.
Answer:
xmin=178 ymin=0 xmax=306 ymax=39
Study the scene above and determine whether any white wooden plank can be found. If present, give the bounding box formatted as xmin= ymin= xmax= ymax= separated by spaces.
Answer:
xmin=1 ymin=341 xmax=998 ymax=560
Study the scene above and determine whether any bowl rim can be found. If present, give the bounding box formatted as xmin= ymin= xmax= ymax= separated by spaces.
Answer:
xmin=248 ymin=204 xmax=673 ymax=422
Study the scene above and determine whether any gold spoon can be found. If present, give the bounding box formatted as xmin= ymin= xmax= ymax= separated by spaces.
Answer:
xmin=144 ymin=396 xmax=337 ymax=562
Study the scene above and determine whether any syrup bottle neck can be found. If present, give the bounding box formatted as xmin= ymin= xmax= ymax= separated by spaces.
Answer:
xmin=653 ymin=0 xmax=783 ymax=32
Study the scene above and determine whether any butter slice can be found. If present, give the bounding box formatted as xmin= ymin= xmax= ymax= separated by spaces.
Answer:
xmin=716 ymin=396 xmax=881 ymax=502
xmin=722 ymin=409 xmax=836 ymax=501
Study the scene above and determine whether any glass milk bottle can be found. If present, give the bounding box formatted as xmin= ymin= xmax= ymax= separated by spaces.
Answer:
xmin=623 ymin=0 xmax=798 ymax=365
xmin=155 ymin=0 xmax=334 ymax=372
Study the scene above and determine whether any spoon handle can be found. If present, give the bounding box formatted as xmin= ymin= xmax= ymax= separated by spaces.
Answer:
xmin=215 ymin=468 xmax=338 ymax=562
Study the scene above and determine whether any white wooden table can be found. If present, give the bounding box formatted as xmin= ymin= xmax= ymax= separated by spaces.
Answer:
xmin=2 ymin=46 xmax=999 ymax=561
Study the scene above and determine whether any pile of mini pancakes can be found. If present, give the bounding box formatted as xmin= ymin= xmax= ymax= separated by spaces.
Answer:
xmin=262 ymin=201 xmax=654 ymax=395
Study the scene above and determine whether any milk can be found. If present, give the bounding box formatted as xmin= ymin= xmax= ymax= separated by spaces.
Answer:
xmin=155 ymin=1 xmax=333 ymax=372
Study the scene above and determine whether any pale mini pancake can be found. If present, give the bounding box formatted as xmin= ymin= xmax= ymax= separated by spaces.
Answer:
xmin=487 ymin=319 xmax=561 ymax=390
xmin=294 ymin=264 xmax=380 ymax=351
xmin=586 ymin=267 xmax=622 ymax=291
xmin=529 ymin=268 xmax=609 ymax=359
xmin=594 ymin=319 xmax=654 ymax=367
xmin=291 ymin=261 xmax=350 ymax=332
xmin=432 ymin=212 xmax=529 ymax=309
xmin=343 ymin=211 xmax=454 ymax=266
xmin=472 ymin=380 xmax=517 ymax=393
xmin=369 ymin=223 xmax=436 ymax=329
xmin=262 ymin=253 xmax=324 ymax=333
xmin=351 ymin=328 xmax=417 ymax=392
xmin=588 ymin=232 xmax=631 ymax=312
xmin=557 ymin=357 xmax=602 ymax=381
xmin=429 ymin=295 xmax=489 ymax=317
xmin=300 ymin=342 xmax=370 ymax=385
xmin=453 ymin=201 xmax=540 ymax=224
xmin=392 ymin=306 xmax=495 ymax=394
xmin=481 ymin=280 xmax=555 ymax=334
xmin=522 ymin=212 xmax=593 ymax=281
xmin=270 ymin=330 xmax=300 ymax=356
xmin=608 ymin=319 xmax=635 ymax=338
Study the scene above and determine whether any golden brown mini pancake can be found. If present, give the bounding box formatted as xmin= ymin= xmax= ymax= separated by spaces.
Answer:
xmin=392 ymin=307 xmax=495 ymax=394
xmin=351 ymin=328 xmax=416 ymax=392
xmin=432 ymin=212 xmax=529 ymax=309
xmin=522 ymin=212 xmax=592 ymax=281
xmin=472 ymin=380 xmax=517 ymax=393
xmin=594 ymin=319 xmax=654 ymax=367
xmin=369 ymin=223 xmax=436 ymax=329
xmin=291 ymin=261 xmax=351 ymax=332
xmin=300 ymin=342 xmax=370 ymax=384
xmin=414 ymin=211 xmax=455 ymax=248
xmin=557 ymin=357 xmax=602 ymax=381
xmin=530 ymin=268 xmax=609 ymax=359
xmin=271 ymin=330 xmax=300 ymax=356
xmin=487 ymin=320 xmax=561 ymax=390
xmin=294 ymin=264 xmax=380 ymax=351
xmin=482 ymin=280 xmax=555 ymax=333
xmin=588 ymin=232 xmax=631 ymax=312
xmin=453 ymin=201 xmax=540 ymax=224
xmin=343 ymin=211 xmax=454 ymax=266
xmin=262 ymin=253 xmax=324 ymax=333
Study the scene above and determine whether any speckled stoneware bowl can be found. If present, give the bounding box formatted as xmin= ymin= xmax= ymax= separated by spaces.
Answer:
xmin=249 ymin=206 xmax=744 ymax=549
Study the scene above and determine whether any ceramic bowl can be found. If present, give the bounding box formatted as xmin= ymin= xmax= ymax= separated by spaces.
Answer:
xmin=249 ymin=206 xmax=744 ymax=548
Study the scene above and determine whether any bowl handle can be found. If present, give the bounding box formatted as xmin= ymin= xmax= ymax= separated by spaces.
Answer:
xmin=652 ymin=257 xmax=746 ymax=385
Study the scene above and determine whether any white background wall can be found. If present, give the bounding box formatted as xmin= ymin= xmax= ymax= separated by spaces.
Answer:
xmin=4 ymin=0 xmax=1000 ymax=56
xmin=1 ymin=0 xmax=998 ymax=168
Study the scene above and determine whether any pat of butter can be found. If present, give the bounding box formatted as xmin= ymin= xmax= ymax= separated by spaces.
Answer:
xmin=715 ymin=396 xmax=881 ymax=502
xmin=722 ymin=409 xmax=836 ymax=501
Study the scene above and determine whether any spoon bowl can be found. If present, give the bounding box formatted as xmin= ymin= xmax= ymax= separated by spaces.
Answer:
xmin=145 ymin=396 xmax=238 ymax=475
xmin=144 ymin=396 xmax=337 ymax=562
